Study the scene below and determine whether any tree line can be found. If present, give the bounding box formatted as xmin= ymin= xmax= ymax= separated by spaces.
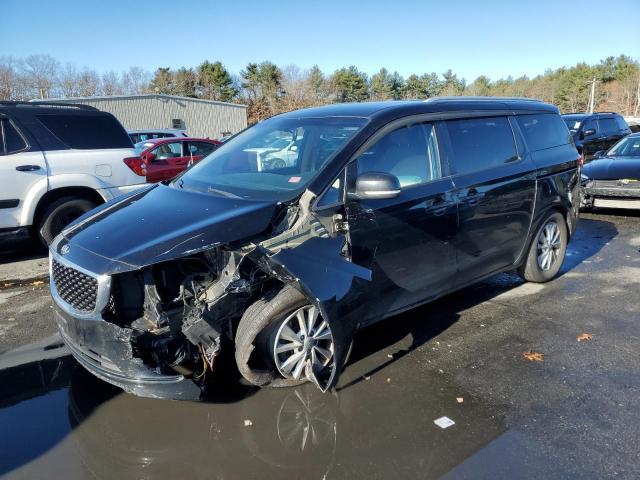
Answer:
xmin=2 ymin=54 xmax=639 ymax=124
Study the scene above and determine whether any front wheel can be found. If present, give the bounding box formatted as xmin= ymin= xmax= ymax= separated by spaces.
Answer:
xmin=518 ymin=212 xmax=568 ymax=283
xmin=235 ymin=286 xmax=338 ymax=388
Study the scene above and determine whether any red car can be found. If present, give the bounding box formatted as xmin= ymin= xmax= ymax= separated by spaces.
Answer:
xmin=125 ymin=137 xmax=221 ymax=183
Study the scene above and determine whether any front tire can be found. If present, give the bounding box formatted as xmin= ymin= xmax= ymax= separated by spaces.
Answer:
xmin=518 ymin=211 xmax=568 ymax=283
xmin=37 ymin=197 xmax=96 ymax=246
xmin=235 ymin=286 xmax=336 ymax=388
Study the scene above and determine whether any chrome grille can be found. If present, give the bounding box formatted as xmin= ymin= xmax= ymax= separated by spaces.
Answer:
xmin=51 ymin=259 xmax=98 ymax=312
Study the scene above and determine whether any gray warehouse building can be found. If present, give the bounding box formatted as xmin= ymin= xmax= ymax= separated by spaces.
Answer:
xmin=42 ymin=94 xmax=248 ymax=139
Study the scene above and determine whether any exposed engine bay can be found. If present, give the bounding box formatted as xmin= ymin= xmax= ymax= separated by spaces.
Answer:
xmin=90 ymin=190 xmax=359 ymax=394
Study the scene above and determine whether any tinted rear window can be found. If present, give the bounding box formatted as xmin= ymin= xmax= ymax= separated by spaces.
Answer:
xmin=444 ymin=116 xmax=517 ymax=175
xmin=516 ymin=114 xmax=570 ymax=151
xmin=36 ymin=114 xmax=132 ymax=149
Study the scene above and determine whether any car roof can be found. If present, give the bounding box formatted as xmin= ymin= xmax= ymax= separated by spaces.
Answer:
xmin=276 ymin=97 xmax=558 ymax=120
xmin=136 ymin=137 xmax=217 ymax=144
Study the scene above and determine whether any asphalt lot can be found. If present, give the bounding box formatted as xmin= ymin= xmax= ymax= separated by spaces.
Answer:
xmin=0 ymin=210 xmax=639 ymax=479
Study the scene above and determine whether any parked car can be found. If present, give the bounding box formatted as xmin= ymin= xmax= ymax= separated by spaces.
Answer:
xmin=581 ymin=132 xmax=640 ymax=209
xmin=130 ymin=137 xmax=221 ymax=182
xmin=0 ymin=101 xmax=145 ymax=245
xmin=50 ymin=98 xmax=581 ymax=400
xmin=562 ymin=112 xmax=631 ymax=159
xmin=128 ymin=128 xmax=188 ymax=144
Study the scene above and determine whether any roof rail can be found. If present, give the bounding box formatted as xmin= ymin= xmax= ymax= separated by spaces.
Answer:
xmin=562 ymin=111 xmax=619 ymax=116
xmin=0 ymin=100 xmax=98 ymax=111
xmin=425 ymin=96 xmax=544 ymax=103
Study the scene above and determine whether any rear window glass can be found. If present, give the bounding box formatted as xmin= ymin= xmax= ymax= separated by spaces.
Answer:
xmin=516 ymin=114 xmax=570 ymax=151
xmin=36 ymin=114 xmax=132 ymax=149
xmin=444 ymin=116 xmax=517 ymax=175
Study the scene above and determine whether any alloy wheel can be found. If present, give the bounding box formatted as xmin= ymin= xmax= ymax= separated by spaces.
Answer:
xmin=537 ymin=220 xmax=561 ymax=271
xmin=273 ymin=305 xmax=335 ymax=382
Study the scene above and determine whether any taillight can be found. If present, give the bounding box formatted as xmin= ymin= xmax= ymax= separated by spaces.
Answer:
xmin=123 ymin=156 xmax=146 ymax=176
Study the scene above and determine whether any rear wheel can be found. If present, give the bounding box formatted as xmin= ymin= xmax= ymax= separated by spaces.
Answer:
xmin=518 ymin=211 xmax=567 ymax=283
xmin=37 ymin=197 xmax=96 ymax=246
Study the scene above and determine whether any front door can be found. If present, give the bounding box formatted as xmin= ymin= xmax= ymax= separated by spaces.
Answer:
xmin=0 ymin=116 xmax=48 ymax=229
xmin=440 ymin=116 xmax=536 ymax=285
xmin=146 ymin=141 xmax=188 ymax=182
xmin=345 ymin=120 xmax=458 ymax=323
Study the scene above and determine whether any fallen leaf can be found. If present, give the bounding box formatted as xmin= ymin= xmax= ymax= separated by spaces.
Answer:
xmin=32 ymin=280 xmax=45 ymax=286
xmin=577 ymin=333 xmax=593 ymax=342
xmin=522 ymin=350 xmax=544 ymax=362
xmin=2 ymin=283 xmax=15 ymax=289
xmin=244 ymin=419 xmax=253 ymax=427
xmin=456 ymin=397 xmax=464 ymax=404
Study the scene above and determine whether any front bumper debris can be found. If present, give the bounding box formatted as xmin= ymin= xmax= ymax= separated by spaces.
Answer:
xmin=54 ymin=306 xmax=202 ymax=400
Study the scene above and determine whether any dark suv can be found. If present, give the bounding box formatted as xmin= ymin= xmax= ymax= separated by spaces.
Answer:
xmin=562 ymin=112 xmax=631 ymax=159
xmin=50 ymin=98 xmax=581 ymax=400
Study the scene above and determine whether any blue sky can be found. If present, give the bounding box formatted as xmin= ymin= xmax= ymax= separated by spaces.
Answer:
xmin=2 ymin=0 xmax=639 ymax=81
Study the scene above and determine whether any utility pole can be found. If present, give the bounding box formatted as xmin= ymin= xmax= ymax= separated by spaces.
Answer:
xmin=588 ymin=77 xmax=597 ymax=113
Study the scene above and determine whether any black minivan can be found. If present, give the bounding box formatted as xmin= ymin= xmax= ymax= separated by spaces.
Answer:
xmin=50 ymin=98 xmax=581 ymax=399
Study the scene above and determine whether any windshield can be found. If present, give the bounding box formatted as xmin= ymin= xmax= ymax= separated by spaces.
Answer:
xmin=563 ymin=116 xmax=585 ymax=133
xmin=173 ymin=116 xmax=367 ymax=201
xmin=607 ymin=135 xmax=640 ymax=157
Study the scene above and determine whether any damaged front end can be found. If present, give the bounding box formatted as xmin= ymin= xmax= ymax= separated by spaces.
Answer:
xmin=50 ymin=190 xmax=370 ymax=400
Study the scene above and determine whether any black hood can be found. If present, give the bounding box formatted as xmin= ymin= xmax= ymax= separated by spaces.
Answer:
xmin=59 ymin=184 xmax=279 ymax=270
xmin=583 ymin=157 xmax=640 ymax=180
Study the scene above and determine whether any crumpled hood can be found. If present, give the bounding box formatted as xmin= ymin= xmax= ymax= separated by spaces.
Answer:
xmin=583 ymin=157 xmax=640 ymax=180
xmin=59 ymin=184 xmax=279 ymax=270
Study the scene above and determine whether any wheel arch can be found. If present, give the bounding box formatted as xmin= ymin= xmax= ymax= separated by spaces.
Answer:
xmin=33 ymin=186 xmax=105 ymax=228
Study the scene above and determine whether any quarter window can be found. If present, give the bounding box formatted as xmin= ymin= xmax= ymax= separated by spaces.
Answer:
xmin=516 ymin=114 xmax=571 ymax=151
xmin=356 ymin=122 xmax=441 ymax=188
xmin=444 ymin=116 xmax=518 ymax=175
xmin=1 ymin=119 xmax=28 ymax=154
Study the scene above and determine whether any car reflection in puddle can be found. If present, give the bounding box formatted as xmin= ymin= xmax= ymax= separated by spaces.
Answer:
xmin=0 ymin=336 xmax=508 ymax=480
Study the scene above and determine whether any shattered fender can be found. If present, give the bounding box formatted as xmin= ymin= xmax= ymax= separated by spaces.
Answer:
xmin=250 ymin=236 xmax=371 ymax=391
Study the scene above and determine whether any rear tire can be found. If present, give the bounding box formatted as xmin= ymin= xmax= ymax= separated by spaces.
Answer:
xmin=518 ymin=211 xmax=567 ymax=283
xmin=37 ymin=197 xmax=96 ymax=246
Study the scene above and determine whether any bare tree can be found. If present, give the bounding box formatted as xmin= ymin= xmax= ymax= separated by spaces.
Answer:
xmin=0 ymin=56 xmax=24 ymax=100
xmin=22 ymin=54 xmax=59 ymax=99
xmin=59 ymin=62 xmax=80 ymax=98
xmin=77 ymin=69 xmax=100 ymax=97
xmin=102 ymin=71 xmax=122 ymax=96
xmin=122 ymin=66 xmax=150 ymax=95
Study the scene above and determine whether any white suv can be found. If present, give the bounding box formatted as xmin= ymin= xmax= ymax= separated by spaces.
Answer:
xmin=0 ymin=101 xmax=147 ymax=245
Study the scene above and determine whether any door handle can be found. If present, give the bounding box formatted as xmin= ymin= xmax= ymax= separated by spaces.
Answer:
xmin=15 ymin=165 xmax=42 ymax=172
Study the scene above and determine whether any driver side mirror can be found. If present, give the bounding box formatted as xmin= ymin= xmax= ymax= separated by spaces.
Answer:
xmin=350 ymin=171 xmax=401 ymax=200
xmin=582 ymin=128 xmax=596 ymax=138
xmin=594 ymin=150 xmax=605 ymax=158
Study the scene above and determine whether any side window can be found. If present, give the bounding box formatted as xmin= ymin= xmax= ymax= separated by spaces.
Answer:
xmin=356 ymin=122 xmax=441 ymax=188
xmin=1 ymin=119 xmax=28 ymax=154
xmin=444 ymin=116 xmax=517 ymax=175
xmin=152 ymin=142 xmax=182 ymax=159
xmin=599 ymin=117 xmax=618 ymax=135
xmin=582 ymin=118 xmax=598 ymax=135
xmin=516 ymin=114 xmax=570 ymax=151
xmin=187 ymin=142 xmax=217 ymax=157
